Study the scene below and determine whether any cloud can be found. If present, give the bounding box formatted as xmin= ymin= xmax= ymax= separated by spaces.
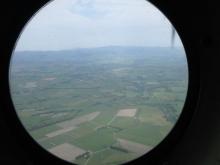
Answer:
xmin=68 ymin=0 xmax=109 ymax=18
xmin=15 ymin=0 xmax=182 ymax=51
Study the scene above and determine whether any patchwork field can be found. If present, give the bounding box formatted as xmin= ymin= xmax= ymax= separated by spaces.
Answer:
xmin=116 ymin=138 xmax=152 ymax=154
xmin=10 ymin=47 xmax=188 ymax=165
xmin=46 ymin=127 xmax=76 ymax=138
xmin=116 ymin=109 xmax=137 ymax=117
xmin=57 ymin=112 xmax=100 ymax=128
xmin=49 ymin=143 xmax=86 ymax=161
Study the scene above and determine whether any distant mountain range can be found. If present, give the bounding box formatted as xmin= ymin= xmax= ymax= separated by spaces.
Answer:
xmin=15 ymin=46 xmax=184 ymax=55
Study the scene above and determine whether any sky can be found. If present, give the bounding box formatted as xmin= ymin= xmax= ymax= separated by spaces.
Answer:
xmin=15 ymin=0 xmax=183 ymax=51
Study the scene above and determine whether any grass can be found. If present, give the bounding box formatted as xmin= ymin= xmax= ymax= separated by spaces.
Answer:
xmin=88 ymin=148 xmax=137 ymax=165
xmin=137 ymin=106 xmax=172 ymax=126
xmin=72 ymin=127 xmax=116 ymax=151
xmin=92 ymin=110 xmax=116 ymax=125
xmin=116 ymin=122 xmax=164 ymax=146
xmin=30 ymin=124 xmax=60 ymax=139
xmin=110 ymin=117 xmax=138 ymax=129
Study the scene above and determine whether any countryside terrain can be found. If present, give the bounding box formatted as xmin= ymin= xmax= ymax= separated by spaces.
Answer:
xmin=10 ymin=46 xmax=188 ymax=165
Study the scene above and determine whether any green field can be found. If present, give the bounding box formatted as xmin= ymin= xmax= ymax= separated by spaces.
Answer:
xmin=10 ymin=46 xmax=188 ymax=165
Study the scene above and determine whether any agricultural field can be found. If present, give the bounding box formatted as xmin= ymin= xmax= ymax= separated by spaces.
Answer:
xmin=9 ymin=46 xmax=188 ymax=165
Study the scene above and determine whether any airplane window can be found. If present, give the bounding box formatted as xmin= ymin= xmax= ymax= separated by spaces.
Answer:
xmin=9 ymin=0 xmax=188 ymax=165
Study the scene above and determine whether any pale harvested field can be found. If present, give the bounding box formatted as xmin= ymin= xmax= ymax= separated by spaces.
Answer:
xmin=21 ymin=108 xmax=35 ymax=112
xmin=43 ymin=77 xmax=56 ymax=81
xmin=117 ymin=138 xmax=152 ymax=155
xmin=24 ymin=82 xmax=37 ymax=88
xmin=52 ymin=112 xmax=67 ymax=118
xmin=57 ymin=111 xmax=100 ymax=128
xmin=139 ymin=113 xmax=169 ymax=126
xmin=39 ymin=113 xmax=54 ymax=117
xmin=49 ymin=143 xmax=86 ymax=161
xmin=116 ymin=109 xmax=137 ymax=117
xmin=46 ymin=126 xmax=76 ymax=138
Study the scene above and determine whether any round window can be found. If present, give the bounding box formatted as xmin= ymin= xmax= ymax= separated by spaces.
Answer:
xmin=9 ymin=0 xmax=188 ymax=165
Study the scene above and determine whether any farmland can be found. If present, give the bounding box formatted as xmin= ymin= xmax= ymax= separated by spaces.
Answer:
xmin=10 ymin=46 xmax=188 ymax=165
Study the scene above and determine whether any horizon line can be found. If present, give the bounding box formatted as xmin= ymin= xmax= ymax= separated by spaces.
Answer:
xmin=15 ymin=45 xmax=183 ymax=52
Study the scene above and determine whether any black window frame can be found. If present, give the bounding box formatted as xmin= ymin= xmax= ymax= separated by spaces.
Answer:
xmin=0 ymin=0 xmax=200 ymax=165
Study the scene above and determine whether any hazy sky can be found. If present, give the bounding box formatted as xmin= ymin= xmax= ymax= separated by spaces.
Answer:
xmin=15 ymin=0 xmax=183 ymax=51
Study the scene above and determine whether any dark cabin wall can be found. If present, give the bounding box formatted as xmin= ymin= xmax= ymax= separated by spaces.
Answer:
xmin=1 ymin=0 xmax=220 ymax=165
xmin=154 ymin=1 xmax=220 ymax=165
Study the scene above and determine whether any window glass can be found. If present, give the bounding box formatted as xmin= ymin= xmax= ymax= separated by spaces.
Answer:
xmin=9 ymin=0 xmax=188 ymax=165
